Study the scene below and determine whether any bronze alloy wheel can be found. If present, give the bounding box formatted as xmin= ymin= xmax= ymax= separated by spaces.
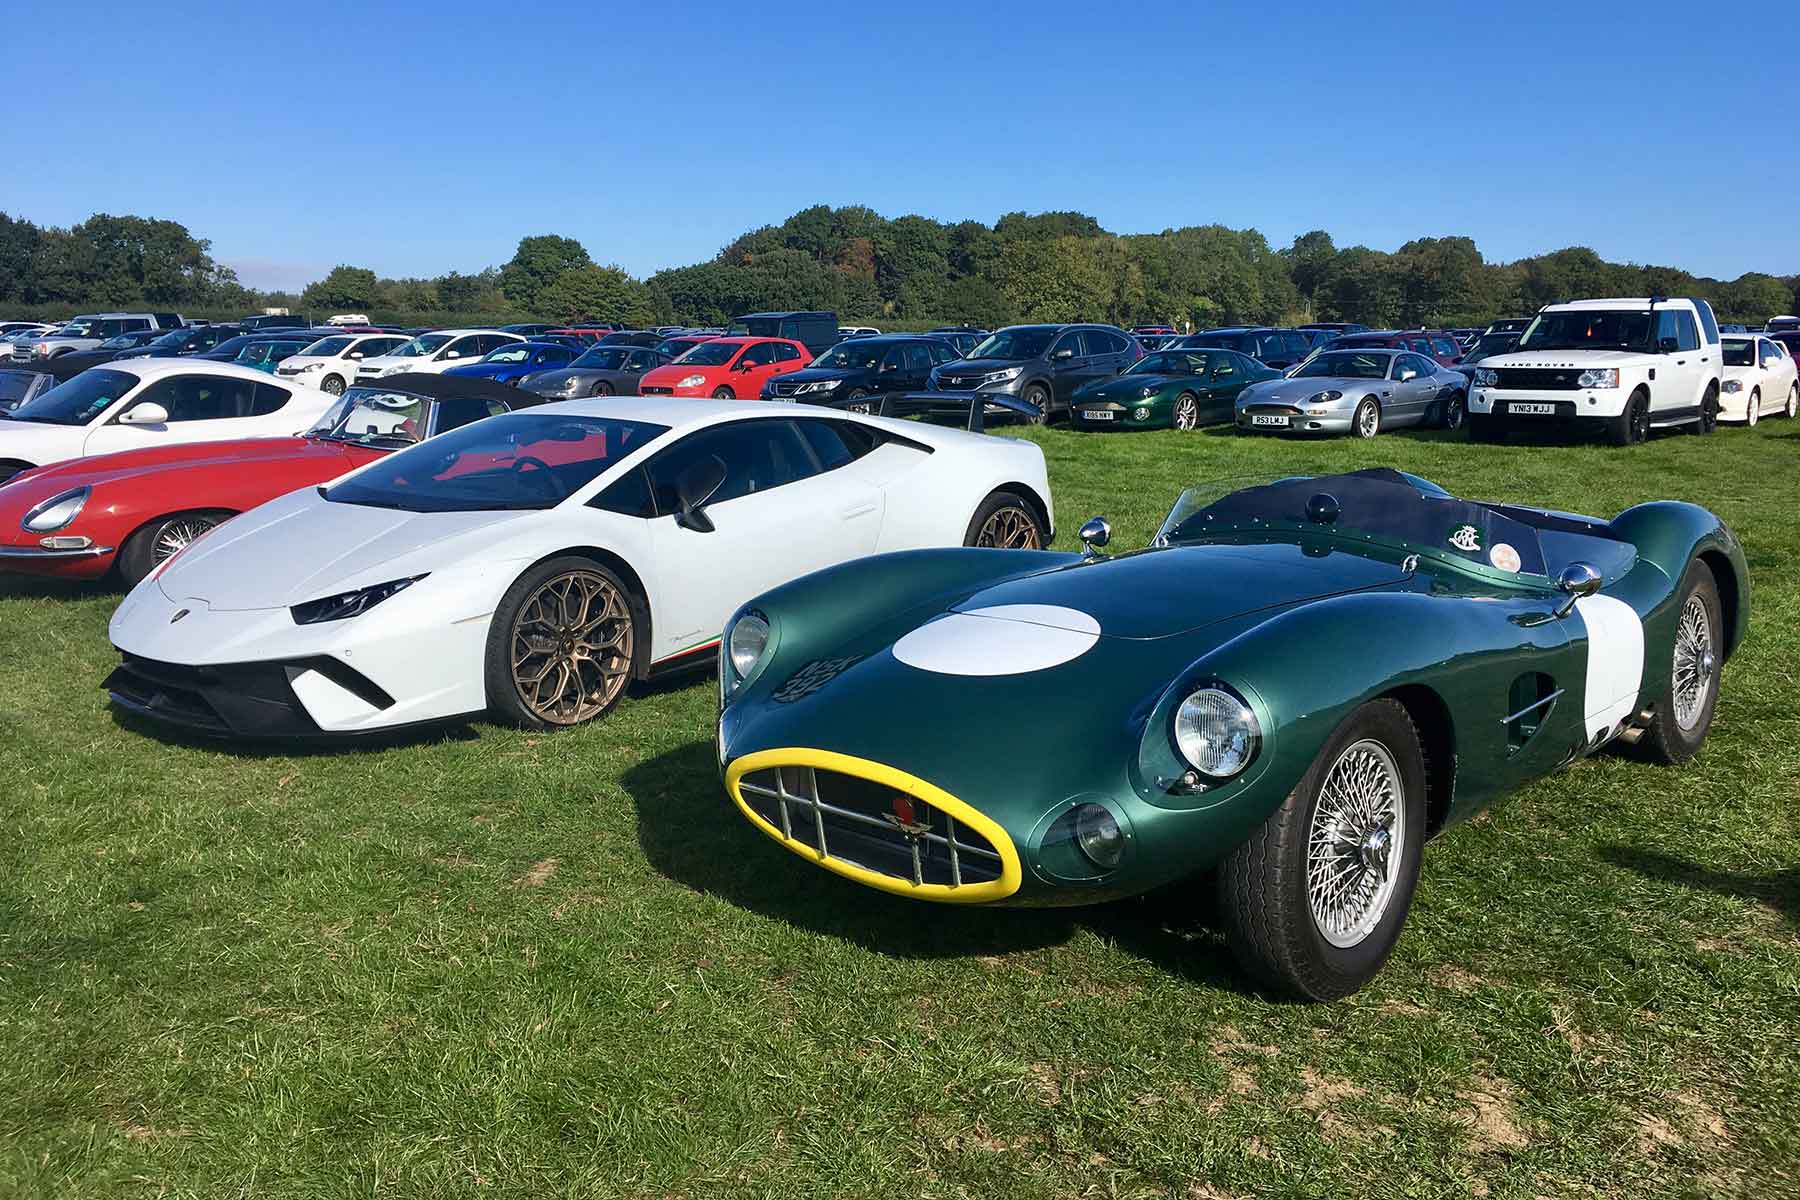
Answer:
xmin=975 ymin=504 xmax=1043 ymax=549
xmin=509 ymin=569 xmax=634 ymax=725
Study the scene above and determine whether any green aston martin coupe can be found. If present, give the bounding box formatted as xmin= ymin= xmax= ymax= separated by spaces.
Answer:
xmin=715 ymin=469 xmax=1748 ymax=1000
xmin=1070 ymin=348 xmax=1280 ymax=430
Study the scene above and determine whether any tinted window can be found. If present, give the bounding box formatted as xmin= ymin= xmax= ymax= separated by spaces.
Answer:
xmin=903 ymin=344 xmax=932 ymax=371
xmin=590 ymin=466 xmax=655 ymax=517
xmin=1052 ymin=332 xmax=1085 ymax=359
xmin=1210 ymin=355 xmax=1238 ymax=379
xmin=1675 ymin=311 xmax=1700 ymax=352
xmin=645 ymin=420 xmax=817 ymax=512
xmin=1430 ymin=336 xmax=1459 ymax=357
xmin=134 ymin=375 xmax=261 ymax=421
xmin=436 ymin=397 xmax=509 ymax=433
xmin=739 ymin=343 xmax=778 ymax=368
xmin=8 ymin=368 xmax=135 ymax=426
xmin=251 ymin=383 xmax=290 ymax=416
xmin=1654 ymin=310 xmax=1681 ymax=349
xmin=772 ymin=342 xmax=802 ymax=363
xmin=798 ymin=419 xmax=880 ymax=470
xmin=927 ymin=342 xmax=957 ymax=365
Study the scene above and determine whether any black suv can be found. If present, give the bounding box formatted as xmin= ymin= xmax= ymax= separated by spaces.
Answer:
xmin=1173 ymin=327 xmax=1311 ymax=369
xmin=763 ymin=335 xmax=962 ymax=410
xmin=114 ymin=324 xmax=242 ymax=360
xmin=929 ymin=324 xmax=1140 ymax=422
xmin=238 ymin=313 xmax=311 ymax=331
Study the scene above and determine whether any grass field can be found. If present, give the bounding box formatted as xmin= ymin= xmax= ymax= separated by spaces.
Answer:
xmin=2 ymin=419 xmax=1796 ymax=1199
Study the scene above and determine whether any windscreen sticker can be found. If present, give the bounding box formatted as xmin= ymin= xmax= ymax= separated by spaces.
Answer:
xmin=1447 ymin=523 xmax=1483 ymax=553
xmin=1489 ymin=543 xmax=1522 ymax=573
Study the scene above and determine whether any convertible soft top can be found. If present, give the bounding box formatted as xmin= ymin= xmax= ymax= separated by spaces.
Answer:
xmin=353 ymin=371 xmax=530 ymax=409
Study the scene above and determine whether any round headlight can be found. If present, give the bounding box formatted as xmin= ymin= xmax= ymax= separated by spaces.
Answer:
xmin=727 ymin=611 xmax=770 ymax=681
xmin=1173 ymin=687 xmax=1259 ymax=778
xmin=22 ymin=486 xmax=90 ymax=533
xmin=1073 ymin=803 xmax=1123 ymax=870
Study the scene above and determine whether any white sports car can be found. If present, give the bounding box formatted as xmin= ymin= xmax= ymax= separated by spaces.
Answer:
xmin=0 ymin=360 xmax=335 ymax=485
xmin=1718 ymin=333 xmax=1798 ymax=425
xmin=106 ymin=398 xmax=1054 ymax=738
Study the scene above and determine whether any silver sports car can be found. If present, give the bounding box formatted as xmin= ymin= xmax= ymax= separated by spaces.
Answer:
xmin=1236 ymin=348 xmax=1467 ymax=437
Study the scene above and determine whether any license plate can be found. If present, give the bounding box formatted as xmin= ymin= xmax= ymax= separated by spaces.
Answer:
xmin=1509 ymin=402 xmax=1556 ymax=415
xmin=1251 ymin=414 xmax=1290 ymax=426
xmin=1081 ymin=410 xmax=1115 ymax=421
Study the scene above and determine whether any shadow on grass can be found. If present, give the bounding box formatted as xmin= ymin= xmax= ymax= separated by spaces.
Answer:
xmin=0 ymin=572 xmax=119 ymax=601
xmin=623 ymin=739 xmax=1250 ymax=992
xmin=1600 ymin=844 xmax=1800 ymax=927
xmin=107 ymin=704 xmax=484 ymax=758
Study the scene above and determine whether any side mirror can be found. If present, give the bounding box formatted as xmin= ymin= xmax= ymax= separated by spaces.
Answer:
xmin=1079 ymin=516 xmax=1111 ymax=559
xmin=674 ymin=456 xmax=727 ymax=533
xmin=120 ymin=401 xmax=169 ymax=426
xmin=442 ymin=350 xmax=461 ymax=360
xmin=1658 ymin=337 xmax=1679 ymax=353
xmin=1399 ymin=369 xmax=1419 ymax=381
xmin=1554 ymin=561 xmax=1602 ymax=617
xmin=348 ymin=351 xmax=364 ymax=360
xmin=1053 ymin=348 xmax=1074 ymax=361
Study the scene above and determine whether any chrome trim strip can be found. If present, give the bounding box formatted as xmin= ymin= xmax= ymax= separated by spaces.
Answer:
xmin=1500 ymin=688 xmax=1564 ymax=726
xmin=0 ymin=544 xmax=114 ymax=559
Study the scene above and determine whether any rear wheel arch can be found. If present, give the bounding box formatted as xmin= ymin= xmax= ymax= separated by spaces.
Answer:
xmin=1379 ymin=683 xmax=1456 ymax=836
xmin=520 ymin=546 xmax=652 ymax=678
xmin=987 ymin=481 xmax=1052 ymax=541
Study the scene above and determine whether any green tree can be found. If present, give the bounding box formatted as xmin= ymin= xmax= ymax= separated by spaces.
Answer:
xmin=1718 ymin=273 xmax=1792 ymax=322
xmin=301 ymin=265 xmax=380 ymax=311
xmin=1284 ymin=230 xmax=1337 ymax=315
xmin=500 ymin=234 xmax=592 ymax=314
xmin=0 ymin=212 xmax=43 ymax=303
xmin=540 ymin=265 xmax=654 ymax=326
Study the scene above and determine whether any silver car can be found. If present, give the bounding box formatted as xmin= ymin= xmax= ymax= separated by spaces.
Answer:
xmin=1235 ymin=348 xmax=1467 ymax=437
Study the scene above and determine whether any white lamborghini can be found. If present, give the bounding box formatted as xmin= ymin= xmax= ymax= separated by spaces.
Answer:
xmin=106 ymin=398 xmax=1054 ymax=737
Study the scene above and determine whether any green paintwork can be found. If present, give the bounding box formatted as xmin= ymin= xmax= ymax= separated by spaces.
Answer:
xmin=1069 ymin=349 xmax=1280 ymax=430
xmin=717 ymin=473 xmax=1748 ymax=907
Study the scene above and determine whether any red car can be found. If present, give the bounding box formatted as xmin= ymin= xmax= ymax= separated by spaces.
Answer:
xmin=637 ymin=336 xmax=810 ymax=398
xmin=0 ymin=374 xmax=534 ymax=586
xmin=1324 ymin=329 xmax=1467 ymax=367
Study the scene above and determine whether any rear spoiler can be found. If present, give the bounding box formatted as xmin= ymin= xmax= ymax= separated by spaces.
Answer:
xmin=824 ymin=390 xmax=1042 ymax=432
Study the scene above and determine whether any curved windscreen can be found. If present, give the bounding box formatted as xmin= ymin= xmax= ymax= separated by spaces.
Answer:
xmin=305 ymin=387 xmax=433 ymax=448
xmin=1292 ymin=351 xmax=1391 ymax=380
xmin=1129 ymin=350 xmax=1213 ymax=376
xmin=1157 ymin=469 xmax=1550 ymax=576
xmin=970 ymin=328 xmax=1055 ymax=360
xmin=324 ymin=412 xmax=669 ymax=512
xmin=5 ymin=368 xmax=135 ymax=426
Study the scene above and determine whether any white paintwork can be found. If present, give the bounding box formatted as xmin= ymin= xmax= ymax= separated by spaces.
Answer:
xmin=351 ymin=329 xmax=525 ymax=384
xmin=1717 ymin=335 xmax=1797 ymax=422
xmin=275 ymin=333 xmax=411 ymax=391
xmin=109 ymin=398 xmax=1054 ymax=733
xmin=1574 ymin=594 xmax=1645 ymax=742
xmin=1468 ymin=297 xmax=1720 ymax=425
xmin=893 ymin=604 xmax=1101 ymax=676
xmin=0 ymin=359 xmax=334 ymax=472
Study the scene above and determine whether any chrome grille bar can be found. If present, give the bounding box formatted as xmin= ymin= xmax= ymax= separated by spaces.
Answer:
xmin=739 ymin=774 xmax=1003 ymax=867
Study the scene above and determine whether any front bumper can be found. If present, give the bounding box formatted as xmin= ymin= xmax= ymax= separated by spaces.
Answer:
xmin=1071 ymin=400 xmax=1167 ymax=428
xmin=1235 ymin=404 xmax=1352 ymax=434
xmin=105 ymin=651 xmax=400 ymax=738
xmin=0 ymin=541 xmax=117 ymax=579
xmin=1469 ymin=388 xmax=1626 ymax=419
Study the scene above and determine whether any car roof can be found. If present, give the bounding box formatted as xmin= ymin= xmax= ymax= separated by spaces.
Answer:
xmin=530 ymin=396 xmax=841 ymax=427
xmin=104 ymin=358 xmax=295 ymax=384
xmin=356 ymin=371 xmax=534 ymax=407
xmin=1545 ymin=298 xmax=1680 ymax=311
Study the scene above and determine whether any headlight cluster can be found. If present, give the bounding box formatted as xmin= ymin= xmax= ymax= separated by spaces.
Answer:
xmin=722 ymin=610 xmax=772 ymax=699
xmin=982 ymin=366 xmax=1023 ymax=385
xmin=1576 ymin=368 xmax=1619 ymax=388
xmin=1306 ymin=390 xmax=1343 ymax=404
xmin=793 ymin=379 xmax=842 ymax=394
xmin=1173 ymin=687 xmax=1259 ymax=778
xmin=1473 ymin=367 xmax=1499 ymax=388
xmin=296 ymin=361 xmax=323 ymax=372
xmin=1720 ymin=379 xmax=1742 ymax=394
xmin=290 ymin=574 xmax=427 ymax=625
xmin=21 ymin=487 xmax=89 ymax=532
xmin=1073 ymin=804 xmax=1124 ymax=869
xmin=677 ymin=373 xmax=707 ymax=388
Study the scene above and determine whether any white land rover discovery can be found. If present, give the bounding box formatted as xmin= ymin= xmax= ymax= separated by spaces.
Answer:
xmin=1466 ymin=297 xmax=1722 ymax=445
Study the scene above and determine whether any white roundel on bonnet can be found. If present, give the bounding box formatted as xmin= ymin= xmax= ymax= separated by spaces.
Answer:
xmin=892 ymin=604 xmax=1102 ymax=676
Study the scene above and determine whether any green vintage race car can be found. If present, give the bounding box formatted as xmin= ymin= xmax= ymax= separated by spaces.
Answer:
xmin=1069 ymin=348 xmax=1280 ymax=430
xmin=715 ymin=469 xmax=1748 ymax=999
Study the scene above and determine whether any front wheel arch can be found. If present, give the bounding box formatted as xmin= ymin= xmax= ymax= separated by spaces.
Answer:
xmin=1378 ymin=683 xmax=1456 ymax=836
xmin=116 ymin=508 xmax=237 ymax=586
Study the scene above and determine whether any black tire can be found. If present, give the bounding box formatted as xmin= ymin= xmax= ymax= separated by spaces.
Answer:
xmin=1021 ymin=384 xmax=1051 ymax=426
xmin=1352 ymin=397 xmax=1381 ymax=439
xmin=1608 ymin=388 xmax=1649 ymax=446
xmin=1745 ymin=388 xmax=1760 ymax=428
xmin=710 ymin=386 xmax=734 ymax=399
xmin=484 ymin=555 xmax=640 ymax=731
xmin=1217 ymin=698 xmax=1427 ymax=1001
xmin=1784 ymin=384 xmax=1798 ymax=419
xmin=1172 ymin=392 xmax=1200 ymax=430
xmin=1695 ymin=383 xmax=1719 ymax=435
xmin=117 ymin=510 xmax=233 ymax=588
xmin=1466 ymin=413 xmax=1503 ymax=443
xmin=844 ymin=388 xmax=872 ymax=415
xmin=1634 ymin=561 xmax=1723 ymax=765
xmin=962 ymin=490 xmax=1047 ymax=549
xmin=1439 ymin=391 xmax=1466 ymax=430
xmin=321 ymin=375 xmax=346 ymax=396
xmin=589 ymin=380 xmax=614 ymax=397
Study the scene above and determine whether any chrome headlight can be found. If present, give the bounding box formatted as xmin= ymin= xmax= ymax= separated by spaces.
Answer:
xmin=677 ymin=373 xmax=707 ymax=388
xmin=985 ymin=366 xmax=1023 ymax=384
xmin=296 ymin=361 xmax=323 ymax=372
xmin=290 ymin=574 xmax=427 ymax=625
xmin=723 ymin=610 xmax=772 ymax=698
xmin=1073 ymin=803 xmax=1124 ymax=869
xmin=21 ymin=486 xmax=90 ymax=532
xmin=1307 ymin=390 xmax=1343 ymax=403
xmin=1473 ymin=367 xmax=1499 ymax=388
xmin=1720 ymin=379 xmax=1742 ymax=393
xmin=1173 ymin=687 xmax=1259 ymax=778
xmin=1576 ymin=368 xmax=1619 ymax=388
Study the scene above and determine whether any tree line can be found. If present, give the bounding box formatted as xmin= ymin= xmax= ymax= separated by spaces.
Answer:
xmin=3 ymin=206 xmax=1795 ymax=331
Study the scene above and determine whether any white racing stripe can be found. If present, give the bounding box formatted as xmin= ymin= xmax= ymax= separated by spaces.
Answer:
xmin=893 ymin=604 xmax=1101 ymax=676
xmin=1573 ymin=594 xmax=1645 ymax=741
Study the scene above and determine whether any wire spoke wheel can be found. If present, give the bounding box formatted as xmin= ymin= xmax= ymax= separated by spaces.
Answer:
xmin=1307 ymin=739 xmax=1406 ymax=948
xmin=152 ymin=516 xmax=219 ymax=565
xmin=509 ymin=569 xmax=633 ymax=725
xmin=974 ymin=505 xmax=1042 ymax=550
xmin=1672 ymin=593 xmax=1715 ymax=732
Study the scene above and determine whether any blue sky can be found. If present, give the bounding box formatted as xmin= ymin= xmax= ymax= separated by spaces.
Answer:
xmin=10 ymin=1 xmax=1797 ymax=291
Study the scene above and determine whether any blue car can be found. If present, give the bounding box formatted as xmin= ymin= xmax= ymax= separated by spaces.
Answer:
xmin=443 ymin=340 xmax=580 ymax=385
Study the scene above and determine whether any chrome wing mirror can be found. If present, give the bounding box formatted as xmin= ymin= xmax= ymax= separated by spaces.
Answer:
xmin=1554 ymin=561 xmax=1601 ymax=617
xmin=1079 ymin=516 xmax=1112 ymax=560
